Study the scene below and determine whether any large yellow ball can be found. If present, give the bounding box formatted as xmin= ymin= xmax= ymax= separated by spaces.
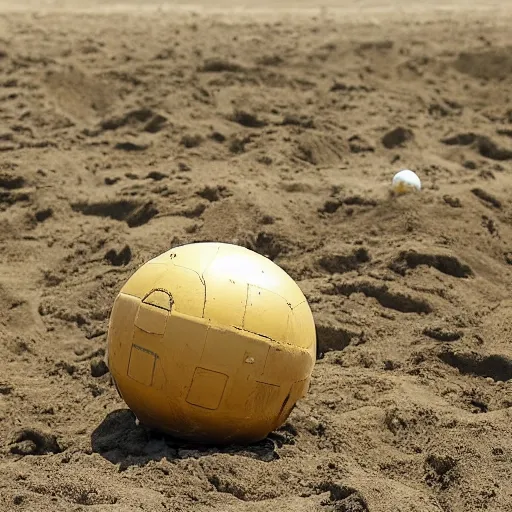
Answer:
xmin=106 ymin=242 xmax=316 ymax=444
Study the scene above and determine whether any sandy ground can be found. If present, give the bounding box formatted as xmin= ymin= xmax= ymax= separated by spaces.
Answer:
xmin=1 ymin=1 xmax=512 ymax=511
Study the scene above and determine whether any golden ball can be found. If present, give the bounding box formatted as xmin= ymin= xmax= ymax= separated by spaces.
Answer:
xmin=106 ymin=242 xmax=316 ymax=444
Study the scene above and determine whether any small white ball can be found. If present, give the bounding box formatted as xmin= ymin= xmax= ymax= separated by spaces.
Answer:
xmin=392 ymin=169 xmax=421 ymax=194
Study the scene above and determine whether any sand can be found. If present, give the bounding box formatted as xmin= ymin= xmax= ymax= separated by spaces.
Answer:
xmin=1 ymin=1 xmax=512 ymax=511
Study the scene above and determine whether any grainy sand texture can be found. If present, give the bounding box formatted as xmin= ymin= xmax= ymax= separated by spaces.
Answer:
xmin=1 ymin=1 xmax=512 ymax=511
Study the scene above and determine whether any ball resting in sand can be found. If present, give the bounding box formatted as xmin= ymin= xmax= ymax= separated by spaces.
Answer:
xmin=106 ymin=242 xmax=317 ymax=444
xmin=392 ymin=169 xmax=421 ymax=194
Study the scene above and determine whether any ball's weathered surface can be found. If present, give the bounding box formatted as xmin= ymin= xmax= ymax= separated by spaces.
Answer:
xmin=106 ymin=242 xmax=316 ymax=444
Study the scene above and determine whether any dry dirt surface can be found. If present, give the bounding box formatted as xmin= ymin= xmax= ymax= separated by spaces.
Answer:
xmin=1 ymin=1 xmax=512 ymax=511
